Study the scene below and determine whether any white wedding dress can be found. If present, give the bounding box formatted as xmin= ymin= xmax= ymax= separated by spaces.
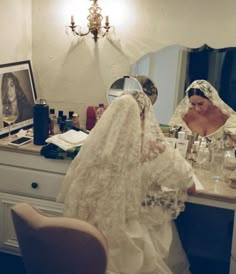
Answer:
xmin=57 ymin=90 xmax=194 ymax=274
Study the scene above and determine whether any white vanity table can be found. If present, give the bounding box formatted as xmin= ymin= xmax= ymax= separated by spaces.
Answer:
xmin=0 ymin=138 xmax=236 ymax=273
xmin=0 ymin=138 xmax=71 ymax=255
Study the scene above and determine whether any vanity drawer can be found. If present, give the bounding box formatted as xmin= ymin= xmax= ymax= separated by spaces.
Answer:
xmin=0 ymin=150 xmax=71 ymax=173
xmin=0 ymin=164 xmax=64 ymax=200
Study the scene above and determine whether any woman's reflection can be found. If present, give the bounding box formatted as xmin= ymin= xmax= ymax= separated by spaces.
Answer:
xmin=134 ymin=75 xmax=158 ymax=105
xmin=169 ymin=80 xmax=236 ymax=140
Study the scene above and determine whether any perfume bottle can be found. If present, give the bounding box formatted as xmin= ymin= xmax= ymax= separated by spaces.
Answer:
xmin=95 ymin=104 xmax=105 ymax=121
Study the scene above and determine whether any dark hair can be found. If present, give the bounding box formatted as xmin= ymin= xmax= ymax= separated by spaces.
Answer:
xmin=134 ymin=75 xmax=158 ymax=104
xmin=187 ymin=88 xmax=209 ymax=100
xmin=1 ymin=72 xmax=30 ymax=106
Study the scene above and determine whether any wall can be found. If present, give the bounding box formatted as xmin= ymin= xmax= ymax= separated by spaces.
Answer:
xmin=0 ymin=0 xmax=32 ymax=63
xmin=32 ymin=0 xmax=236 ymax=127
xmin=1 ymin=0 xmax=236 ymax=127
xmin=32 ymin=0 xmax=132 ymax=127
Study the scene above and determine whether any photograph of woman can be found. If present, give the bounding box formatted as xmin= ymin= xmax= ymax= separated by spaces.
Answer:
xmin=1 ymin=72 xmax=34 ymax=125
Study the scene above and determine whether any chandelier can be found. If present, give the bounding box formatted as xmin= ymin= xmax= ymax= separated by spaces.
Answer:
xmin=69 ymin=0 xmax=111 ymax=42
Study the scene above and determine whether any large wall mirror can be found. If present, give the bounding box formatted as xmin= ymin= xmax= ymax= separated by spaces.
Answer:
xmin=131 ymin=44 xmax=236 ymax=124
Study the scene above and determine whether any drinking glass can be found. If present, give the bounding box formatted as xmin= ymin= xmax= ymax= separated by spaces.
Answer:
xmin=210 ymin=149 xmax=224 ymax=182
xmin=2 ymin=104 xmax=18 ymax=141
xmin=197 ymin=146 xmax=209 ymax=169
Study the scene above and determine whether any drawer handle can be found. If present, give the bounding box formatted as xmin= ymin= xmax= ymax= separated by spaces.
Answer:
xmin=31 ymin=182 xmax=39 ymax=189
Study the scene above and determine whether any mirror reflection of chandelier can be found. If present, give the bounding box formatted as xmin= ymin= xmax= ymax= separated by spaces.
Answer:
xmin=69 ymin=0 xmax=111 ymax=42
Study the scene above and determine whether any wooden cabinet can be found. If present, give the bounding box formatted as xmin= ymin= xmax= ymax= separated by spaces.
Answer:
xmin=0 ymin=146 xmax=71 ymax=255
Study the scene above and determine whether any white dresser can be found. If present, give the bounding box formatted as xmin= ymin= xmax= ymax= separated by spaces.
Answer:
xmin=0 ymin=139 xmax=71 ymax=255
xmin=0 ymin=139 xmax=236 ymax=273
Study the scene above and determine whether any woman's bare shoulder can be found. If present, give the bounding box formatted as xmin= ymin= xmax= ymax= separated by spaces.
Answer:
xmin=183 ymin=109 xmax=197 ymax=123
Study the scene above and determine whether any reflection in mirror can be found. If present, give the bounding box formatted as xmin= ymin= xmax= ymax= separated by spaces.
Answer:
xmin=170 ymin=44 xmax=236 ymax=140
xmin=169 ymin=79 xmax=236 ymax=140
xmin=184 ymin=44 xmax=236 ymax=111
xmin=133 ymin=75 xmax=158 ymax=105
xmin=131 ymin=44 xmax=236 ymax=124
xmin=107 ymin=75 xmax=158 ymax=105
xmin=107 ymin=76 xmax=142 ymax=104
xmin=131 ymin=45 xmax=188 ymax=124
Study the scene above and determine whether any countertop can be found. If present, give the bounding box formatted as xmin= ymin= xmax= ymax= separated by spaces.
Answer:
xmin=1 ymin=136 xmax=236 ymax=205
xmin=0 ymin=136 xmax=42 ymax=155
xmin=190 ymin=166 xmax=236 ymax=206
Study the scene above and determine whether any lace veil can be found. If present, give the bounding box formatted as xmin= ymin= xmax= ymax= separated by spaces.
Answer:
xmin=57 ymin=90 xmax=192 ymax=237
xmin=169 ymin=79 xmax=235 ymax=128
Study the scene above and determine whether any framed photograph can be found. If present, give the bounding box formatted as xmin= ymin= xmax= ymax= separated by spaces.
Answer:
xmin=0 ymin=60 xmax=37 ymax=138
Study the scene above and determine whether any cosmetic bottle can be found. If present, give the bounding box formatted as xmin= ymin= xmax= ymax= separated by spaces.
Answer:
xmin=95 ymin=104 xmax=105 ymax=121
xmin=49 ymin=108 xmax=60 ymax=135
xmin=176 ymin=131 xmax=189 ymax=158
xmin=65 ymin=111 xmax=74 ymax=131
xmin=57 ymin=110 xmax=64 ymax=124
xmin=59 ymin=115 xmax=67 ymax=133
xmin=72 ymin=113 xmax=80 ymax=130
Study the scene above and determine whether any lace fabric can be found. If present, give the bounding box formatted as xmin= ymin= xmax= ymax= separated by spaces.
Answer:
xmin=57 ymin=90 xmax=193 ymax=273
xmin=169 ymin=79 xmax=236 ymax=137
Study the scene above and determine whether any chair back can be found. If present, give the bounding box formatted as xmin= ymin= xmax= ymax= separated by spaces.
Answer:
xmin=11 ymin=203 xmax=108 ymax=274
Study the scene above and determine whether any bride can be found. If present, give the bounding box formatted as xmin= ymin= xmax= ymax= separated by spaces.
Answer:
xmin=57 ymin=90 xmax=195 ymax=274
xmin=169 ymin=79 xmax=236 ymax=140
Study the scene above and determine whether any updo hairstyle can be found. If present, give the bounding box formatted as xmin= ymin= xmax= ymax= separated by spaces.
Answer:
xmin=187 ymin=88 xmax=209 ymax=100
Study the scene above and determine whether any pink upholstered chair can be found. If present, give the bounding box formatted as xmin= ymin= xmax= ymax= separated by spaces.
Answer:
xmin=11 ymin=203 xmax=108 ymax=274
